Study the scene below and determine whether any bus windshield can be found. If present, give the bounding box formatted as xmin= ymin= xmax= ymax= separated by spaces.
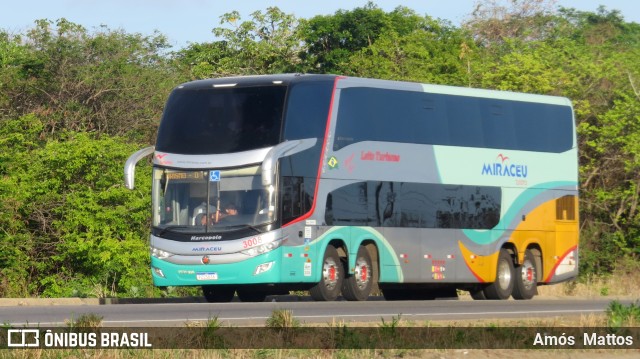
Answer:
xmin=152 ymin=166 xmax=275 ymax=235
xmin=155 ymin=85 xmax=287 ymax=155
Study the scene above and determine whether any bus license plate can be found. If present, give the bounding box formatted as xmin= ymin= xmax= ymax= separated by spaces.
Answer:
xmin=196 ymin=272 xmax=218 ymax=281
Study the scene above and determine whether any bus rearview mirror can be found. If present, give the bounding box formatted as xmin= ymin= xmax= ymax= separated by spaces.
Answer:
xmin=124 ymin=146 xmax=155 ymax=190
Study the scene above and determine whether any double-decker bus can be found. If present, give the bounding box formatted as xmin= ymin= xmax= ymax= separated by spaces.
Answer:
xmin=125 ymin=74 xmax=578 ymax=302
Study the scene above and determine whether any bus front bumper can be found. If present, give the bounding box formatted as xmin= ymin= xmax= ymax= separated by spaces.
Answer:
xmin=151 ymin=249 xmax=283 ymax=287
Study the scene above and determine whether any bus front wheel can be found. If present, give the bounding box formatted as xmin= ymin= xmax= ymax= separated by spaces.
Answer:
xmin=483 ymin=249 xmax=515 ymax=300
xmin=512 ymin=249 xmax=538 ymax=300
xmin=342 ymin=246 xmax=373 ymax=301
xmin=310 ymin=245 xmax=344 ymax=301
xmin=202 ymin=285 xmax=235 ymax=303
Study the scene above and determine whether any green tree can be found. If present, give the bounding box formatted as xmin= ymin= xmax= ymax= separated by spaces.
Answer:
xmin=0 ymin=114 xmax=45 ymax=296
xmin=178 ymin=7 xmax=304 ymax=78
xmin=300 ymin=2 xmax=392 ymax=73
xmin=0 ymin=117 xmax=153 ymax=297
xmin=1 ymin=19 xmax=176 ymax=142
xmin=464 ymin=0 xmax=559 ymax=47
xmin=345 ymin=16 xmax=472 ymax=85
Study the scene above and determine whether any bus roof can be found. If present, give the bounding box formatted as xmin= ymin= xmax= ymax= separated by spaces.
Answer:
xmin=175 ymin=74 xmax=338 ymax=90
xmin=176 ymin=74 xmax=572 ymax=107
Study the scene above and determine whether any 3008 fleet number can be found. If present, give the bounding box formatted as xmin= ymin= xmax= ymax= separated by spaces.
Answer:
xmin=242 ymin=236 xmax=262 ymax=248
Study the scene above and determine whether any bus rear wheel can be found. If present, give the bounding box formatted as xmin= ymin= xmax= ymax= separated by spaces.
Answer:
xmin=310 ymin=245 xmax=344 ymax=301
xmin=342 ymin=246 xmax=373 ymax=301
xmin=202 ymin=285 xmax=235 ymax=303
xmin=483 ymin=249 xmax=515 ymax=300
xmin=470 ymin=287 xmax=487 ymax=300
xmin=512 ymin=249 xmax=538 ymax=300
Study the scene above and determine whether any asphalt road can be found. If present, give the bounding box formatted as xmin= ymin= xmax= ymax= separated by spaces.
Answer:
xmin=0 ymin=297 xmax=631 ymax=327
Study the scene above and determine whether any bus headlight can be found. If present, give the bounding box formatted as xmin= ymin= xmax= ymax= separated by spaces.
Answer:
xmin=151 ymin=247 xmax=174 ymax=259
xmin=241 ymin=238 xmax=284 ymax=257
xmin=152 ymin=266 xmax=166 ymax=278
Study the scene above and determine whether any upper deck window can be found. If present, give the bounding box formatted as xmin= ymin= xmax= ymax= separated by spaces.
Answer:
xmin=156 ymin=86 xmax=287 ymax=154
xmin=333 ymin=87 xmax=574 ymax=153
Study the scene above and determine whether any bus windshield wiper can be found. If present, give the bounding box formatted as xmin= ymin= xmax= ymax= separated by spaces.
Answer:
xmin=223 ymin=224 xmax=263 ymax=234
xmin=158 ymin=225 xmax=190 ymax=236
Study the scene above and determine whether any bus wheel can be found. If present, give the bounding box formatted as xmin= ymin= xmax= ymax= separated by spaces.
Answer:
xmin=512 ymin=250 xmax=538 ymax=300
xmin=470 ymin=287 xmax=487 ymax=300
xmin=310 ymin=245 xmax=344 ymax=301
xmin=483 ymin=249 xmax=514 ymax=300
xmin=236 ymin=288 xmax=268 ymax=302
xmin=202 ymin=285 xmax=235 ymax=303
xmin=342 ymin=246 xmax=373 ymax=301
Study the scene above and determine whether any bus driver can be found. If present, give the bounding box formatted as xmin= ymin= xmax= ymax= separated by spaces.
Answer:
xmin=199 ymin=203 xmax=238 ymax=225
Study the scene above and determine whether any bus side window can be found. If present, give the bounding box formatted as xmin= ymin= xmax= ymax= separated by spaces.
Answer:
xmin=281 ymin=176 xmax=312 ymax=224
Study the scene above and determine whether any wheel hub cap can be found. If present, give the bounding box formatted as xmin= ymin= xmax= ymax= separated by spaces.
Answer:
xmin=323 ymin=257 xmax=339 ymax=290
xmin=498 ymin=260 xmax=512 ymax=289
xmin=521 ymin=260 xmax=535 ymax=290
xmin=354 ymin=258 xmax=371 ymax=290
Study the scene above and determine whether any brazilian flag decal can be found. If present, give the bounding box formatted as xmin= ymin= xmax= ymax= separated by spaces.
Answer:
xmin=328 ymin=156 xmax=339 ymax=169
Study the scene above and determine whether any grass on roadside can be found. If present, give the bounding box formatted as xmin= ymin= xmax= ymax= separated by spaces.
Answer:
xmin=536 ymin=271 xmax=640 ymax=298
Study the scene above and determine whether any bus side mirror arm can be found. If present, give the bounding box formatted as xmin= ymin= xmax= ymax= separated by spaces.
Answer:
xmin=124 ymin=146 xmax=155 ymax=190
xmin=262 ymin=138 xmax=317 ymax=186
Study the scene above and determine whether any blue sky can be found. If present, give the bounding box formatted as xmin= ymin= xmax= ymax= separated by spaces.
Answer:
xmin=2 ymin=1 xmax=638 ymax=49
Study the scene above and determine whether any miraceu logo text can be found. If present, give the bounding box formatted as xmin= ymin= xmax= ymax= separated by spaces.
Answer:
xmin=481 ymin=154 xmax=528 ymax=178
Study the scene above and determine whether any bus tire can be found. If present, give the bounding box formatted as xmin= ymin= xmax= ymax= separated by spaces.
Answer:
xmin=483 ymin=249 xmax=514 ymax=300
xmin=236 ymin=288 xmax=268 ymax=302
xmin=470 ymin=287 xmax=487 ymax=300
xmin=310 ymin=245 xmax=344 ymax=301
xmin=342 ymin=246 xmax=373 ymax=301
xmin=512 ymin=249 xmax=538 ymax=300
xmin=202 ymin=285 xmax=235 ymax=303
